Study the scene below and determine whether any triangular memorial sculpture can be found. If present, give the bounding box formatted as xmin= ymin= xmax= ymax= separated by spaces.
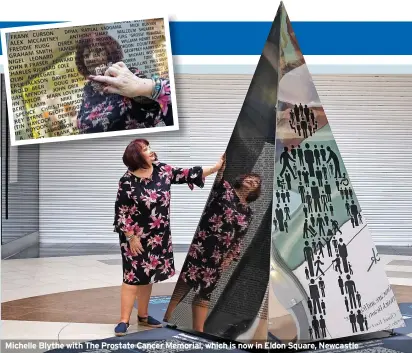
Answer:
xmin=165 ymin=1 xmax=404 ymax=346
xmin=268 ymin=2 xmax=404 ymax=343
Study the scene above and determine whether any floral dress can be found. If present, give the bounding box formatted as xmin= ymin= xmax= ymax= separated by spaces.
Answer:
xmin=114 ymin=162 xmax=204 ymax=285
xmin=77 ymin=68 xmax=173 ymax=134
xmin=180 ymin=178 xmax=253 ymax=300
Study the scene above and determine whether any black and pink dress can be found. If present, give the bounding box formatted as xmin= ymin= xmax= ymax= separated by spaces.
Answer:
xmin=179 ymin=178 xmax=254 ymax=300
xmin=114 ymin=162 xmax=204 ymax=285
xmin=77 ymin=68 xmax=173 ymax=134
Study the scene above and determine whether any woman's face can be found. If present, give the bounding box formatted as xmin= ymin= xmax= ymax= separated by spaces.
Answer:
xmin=242 ymin=176 xmax=261 ymax=192
xmin=83 ymin=46 xmax=108 ymax=74
xmin=141 ymin=144 xmax=156 ymax=164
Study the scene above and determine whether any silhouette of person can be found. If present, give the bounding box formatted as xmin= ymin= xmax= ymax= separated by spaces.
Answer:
xmin=338 ymin=276 xmax=344 ymax=295
xmin=286 ymin=190 xmax=291 ymax=203
xmin=312 ymin=239 xmax=317 ymax=253
xmin=356 ymin=291 xmax=362 ymax=307
xmin=296 ymin=122 xmax=301 ymax=136
xmin=304 ymin=219 xmax=317 ymax=238
xmin=312 ymin=316 xmax=320 ymax=339
xmin=293 ymin=164 xmax=297 ymax=174
xmin=310 ymin=214 xmax=316 ymax=228
xmin=316 ymin=214 xmax=326 ymax=237
xmin=326 ymin=146 xmax=342 ymax=178
xmin=329 ymin=163 xmax=334 ymax=177
xmin=309 ymin=326 xmax=313 ymax=340
xmin=304 ymin=241 xmax=315 ymax=276
xmin=322 ymin=164 xmax=328 ymax=180
xmin=318 ymin=277 xmax=325 ymax=297
xmin=275 ymin=190 xmax=280 ymax=203
xmin=273 ymin=218 xmax=278 ymax=231
xmin=324 ymin=181 xmax=332 ymax=202
xmin=306 ymin=192 xmax=313 ymax=212
xmin=290 ymin=120 xmax=296 ymax=133
xmin=317 ymin=239 xmax=325 ymax=258
xmin=291 ymin=145 xmax=297 ymax=159
xmin=294 ymin=104 xmax=300 ymax=122
xmin=365 ymin=318 xmax=368 ymax=331
xmin=349 ymin=311 xmax=357 ymax=333
xmin=350 ymin=217 xmax=355 ymax=228
xmin=302 ymin=167 xmax=310 ymax=187
xmin=344 ymin=296 xmax=349 ymax=312
xmin=304 ymin=144 xmax=315 ymax=177
xmin=310 ymin=110 xmax=315 ymax=125
xmin=324 ymin=214 xmax=330 ymax=226
xmin=320 ymin=145 xmax=326 ymax=161
xmin=308 ymin=124 xmax=313 ymax=136
xmin=319 ymin=315 xmax=327 ymax=338
xmin=297 ymin=145 xmax=304 ymax=166
xmin=338 ymin=238 xmax=349 ymax=273
xmin=284 ymin=205 xmax=291 ymax=220
xmin=323 ymin=236 xmax=333 ymax=257
xmin=341 ymin=189 xmax=345 ymax=200
xmin=289 ymin=109 xmax=295 ymax=124
xmin=314 ymin=145 xmax=321 ymax=166
xmin=305 ymin=267 xmax=310 ymax=280
xmin=281 ymin=190 xmax=286 ymax=203
xmin=298 ymin=182 xmax=306 ymax=203
xmin=344 ymin=187 xmax=349 ymax=200
xmin=331 ymin=220 xmax=342 ymax=235
xmin=316 ymin=167 xmax=323 ymax=186
xmin=345 ymin=201 xmax=351 ymax=216
xmin=284 ymin=221 xmax=289 ymax=233
xmin=332 ymin=236 xmax=338 ymax=251
xmin=315 ymin=256 xmax=325 ymax=276
xmin=332 ymin=255 xmax=343 ymax=274
xmin=277 ymin=177 xmax=283 ymax=189
xmin=309 ymin=279 xmax=322 ymax=315
xmin=330 ymin=204 xmax=334 ymax=216
xmin=280 ymin=147 xmax=296 ymax=179
xmin=299 ymin=103 xmax=304 ymax=116
xmin=311 ymin=181 xmax=322 ymax=213
xmin=345 ymin=275 xmax=357 ymax=309
xmin=297 ymin=169 xmax=302 ymax=182
xmin=307 ymin=297 xmax=313 ymax=315
xmin=303 ymin=205 xmax=309 ymax=218
xmin=349 ymin=187 xmax=353 ymax=199
xmin=301 ymin=119 xmax=308 ymax=138
xmin=321 ymin=193 xmax=329 ymax=211
xmin=349 ymin=262 xmax=353 ymax=275
xmin=356 ymin=310 xmax=365 ymax=331
xmin=304 ymin=104 xmax=310 ymax=120
xmin=336 ymin=179 xmax=341 ymax=191
xmin=350 ymin=201 xmax=359 ymax=226
xmin=321 ymin=300 xmax=326 ymax=315
xmin=285 ymin=172 xmax=292 ymax=190
xmin=275 ymin=204 xmax=284 ymax=232
xmin=359 ymin=213 xmax=363 ymax=224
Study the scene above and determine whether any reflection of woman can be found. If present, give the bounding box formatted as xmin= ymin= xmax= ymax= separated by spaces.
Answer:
xmin=113 ymin=138 xmax=224 ymax=336
xmin=75 ymin=32 xmax=172 ymax=134
xmin=164 ymin=156 xmax=262 ymax=332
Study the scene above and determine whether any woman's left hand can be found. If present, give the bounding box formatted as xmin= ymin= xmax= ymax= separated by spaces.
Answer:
xmin=88 ymin=62 xmax=154 ymax=98
xmin=215 ymin=153 xmax=226 ymax=172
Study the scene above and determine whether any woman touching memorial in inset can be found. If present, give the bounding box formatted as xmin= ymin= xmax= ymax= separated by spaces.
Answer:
xmin=164 ymin=155 xmax=262 ymax=332
xmin=75 ymin=32 xmax=173 ymax=134
xmin=113 ymin=139 xmax=224 ymax=336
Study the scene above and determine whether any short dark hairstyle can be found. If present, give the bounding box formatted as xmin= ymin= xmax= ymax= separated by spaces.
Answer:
xmin=233 ymin=173 xmax=262 ymax=203
xmin=75 ymin=32 xmax=123 ymax=77
xmin=123 ymin=139 xmax=152 ymax=170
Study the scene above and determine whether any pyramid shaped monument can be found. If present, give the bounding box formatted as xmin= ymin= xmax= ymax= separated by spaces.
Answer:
xmin=165 ymin=2 xmax=404 ymax=345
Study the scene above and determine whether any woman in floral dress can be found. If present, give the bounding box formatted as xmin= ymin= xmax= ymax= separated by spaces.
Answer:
xmin=164 ymin=157 xmax=262 ymax=332
xmin=112 ymin=138 xmax=224 ymax=336
xmin=75 ymin=31 xmax=173 ymax=134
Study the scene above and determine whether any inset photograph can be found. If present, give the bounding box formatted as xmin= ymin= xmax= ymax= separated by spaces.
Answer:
xmin=1 ymin=17 xmax=177 ymax=145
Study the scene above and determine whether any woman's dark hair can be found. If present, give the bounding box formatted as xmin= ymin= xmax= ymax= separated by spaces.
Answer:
xmin=75 ymin=32 xmax=123 ymax=77
xmin=233 ymin=173 xmax=262 ymax=203
xmin=123 ymin=139 xmax=152 ymax=170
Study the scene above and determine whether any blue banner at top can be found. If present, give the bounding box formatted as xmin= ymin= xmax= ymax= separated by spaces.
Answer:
xmin=0 ymin=21 xmax=411 ymax=56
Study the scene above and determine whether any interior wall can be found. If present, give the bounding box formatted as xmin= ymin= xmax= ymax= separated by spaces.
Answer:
xmin=38 ymin=74 xmax=412 ymax=246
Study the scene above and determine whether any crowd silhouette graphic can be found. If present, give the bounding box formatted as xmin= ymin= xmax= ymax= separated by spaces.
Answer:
xmin=273 ymin=104 xmax=369 ymax=340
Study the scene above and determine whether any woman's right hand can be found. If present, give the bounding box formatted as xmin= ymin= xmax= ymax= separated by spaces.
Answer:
xmin=216 ymin=153 xmax=226 ymax=172
xmin=129 ymin=236 xmax=144 ymax=256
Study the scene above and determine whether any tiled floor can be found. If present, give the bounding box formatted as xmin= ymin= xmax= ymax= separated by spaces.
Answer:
xmin=1 ymin=245 xmax=412 ymax=345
